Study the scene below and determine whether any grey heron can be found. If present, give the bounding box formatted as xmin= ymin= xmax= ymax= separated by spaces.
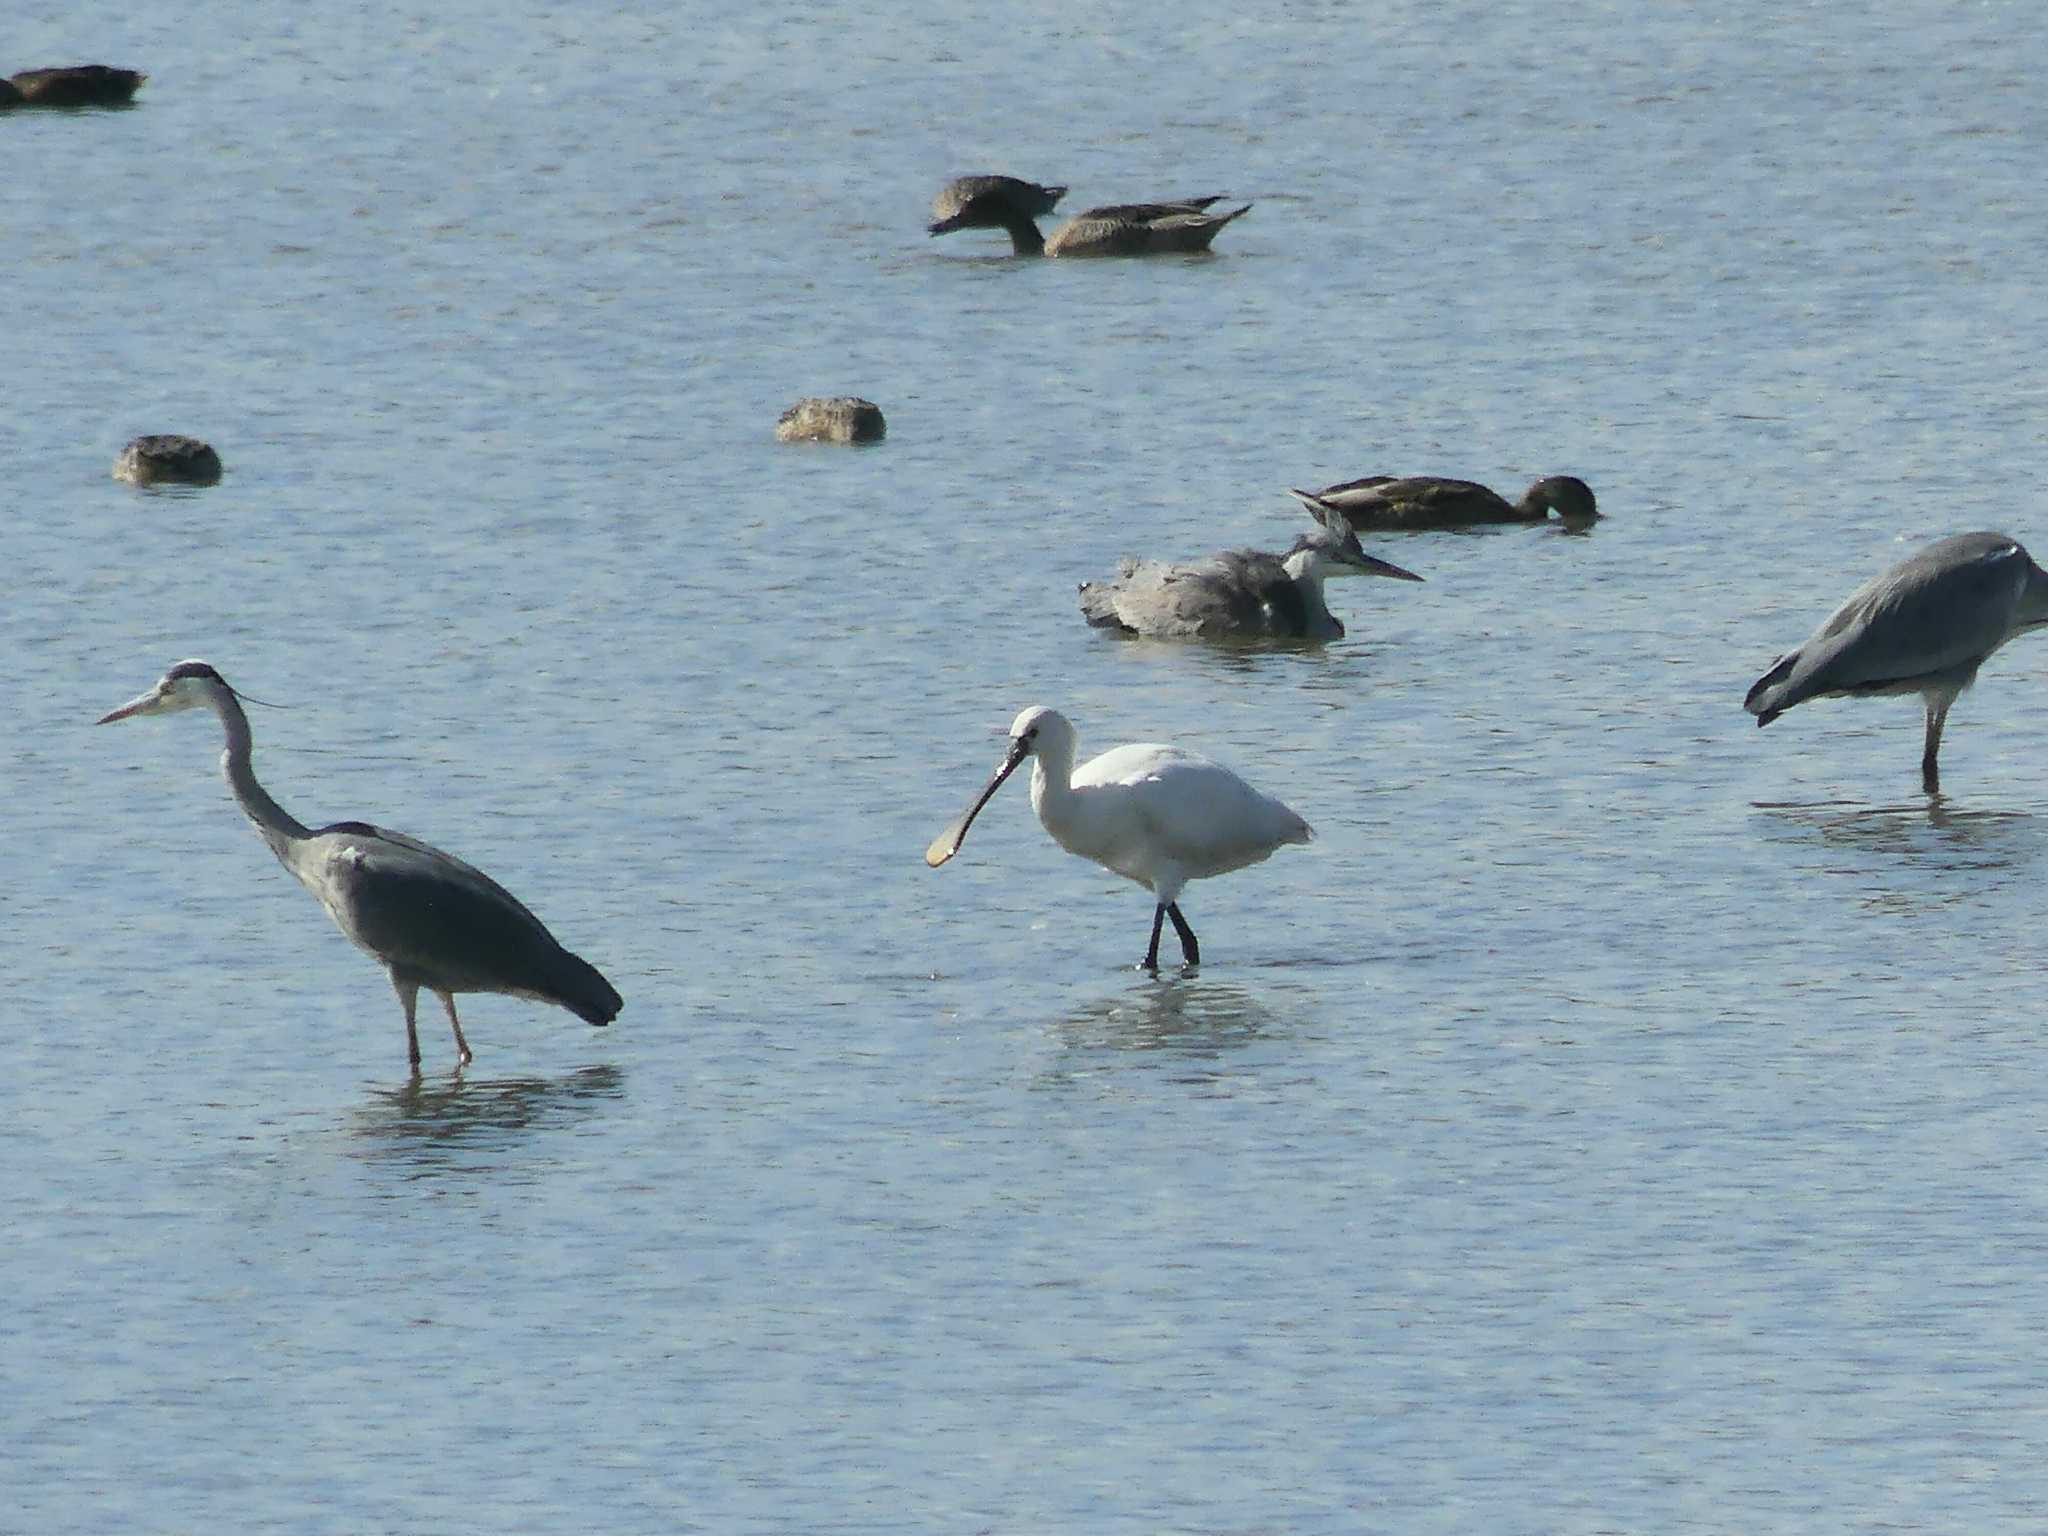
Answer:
xmin=1079 ymin=494 xmax=1423 ymax=640
xmin=1744 ymin=531 xmax=2048 ymax=794
xmin=925 ymin=707 xmax=1313 ymax=970
xmin=1288 ymin=474 xmax=1599 ymax=531
xmin=928 ymin=177 xmax=1249 ymax=257
xmin=98 ymin=661 xmax=623 ymax=1069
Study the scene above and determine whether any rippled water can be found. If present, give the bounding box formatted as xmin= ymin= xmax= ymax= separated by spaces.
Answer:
xmin=10 ymin=0 xmax=2048 ymax=1530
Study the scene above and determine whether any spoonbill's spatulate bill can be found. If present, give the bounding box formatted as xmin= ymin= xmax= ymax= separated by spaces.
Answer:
xmin=926 ymin=706 xmax=1312 ymax=969
xmin=1288 ymin=473 xmax=1598 ymax=531
xmin=1079 ymin=494 xmax=1422 ymax=640
xmin=1744 ymin=531 xmax=2048 ymax=794
xmin=98 ymin=660 xmax=623 ymax=1070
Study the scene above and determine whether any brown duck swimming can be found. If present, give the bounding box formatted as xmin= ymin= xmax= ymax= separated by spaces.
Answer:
xmin=1288 ymin=474 xmax=1599 ymax=531
xmin=929 ymin=175 xmax=1249 ymax=258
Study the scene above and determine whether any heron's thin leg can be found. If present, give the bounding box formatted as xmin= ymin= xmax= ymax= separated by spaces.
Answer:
xmin=1144 ymin=903 xmax=1166 ymax=970
xmin=436 ymin=991 xmax=474 ymax=1066
xmin=1166 ymin=903 xmax=1199 ymax=966
xmin=1922 ymin=695 xmax=1951 ymax=795
xmin=391 ymin=976 xmax=423 ymax=1071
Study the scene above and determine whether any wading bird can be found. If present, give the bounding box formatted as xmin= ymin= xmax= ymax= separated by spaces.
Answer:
xmin=1079 ymin=496 xmax=1423 ymax=640
xmin=98 ymin=661 xmax=622 ymax=1068
xmin=1744 ymin=531 xmax=2048 ymax=794
xmin=925 ymin=706 xmax=1311 ymax=969
xmin=1289 ymin=473 xmax=1598 ymax=531
xmin=928 ymin=175 xmax=1249 ymax=257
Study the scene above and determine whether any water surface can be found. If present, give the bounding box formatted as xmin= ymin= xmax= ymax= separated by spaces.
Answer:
xmin=9 ymin=1 xmax=2048 ymax=1530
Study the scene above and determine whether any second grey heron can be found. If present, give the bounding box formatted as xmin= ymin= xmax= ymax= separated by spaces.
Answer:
xmin=98 ymin=661 xmax=623 ymax=1069
xmin=1744 ymin=531 xmax=2048 ymax=794
xmin=926 ymin=707 xmax=1313 ymax=970
xmin=1078 ymin=495 xmax=1423 ymax=641
xmin=1288 ymin=474 xmax=1599 ymax=531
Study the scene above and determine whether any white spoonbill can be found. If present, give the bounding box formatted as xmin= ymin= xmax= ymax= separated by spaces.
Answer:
xmin=925 ymin=707 xmax=1313 ymax=969
xmin=1745 ymin=531 xmax=2048 ymax=794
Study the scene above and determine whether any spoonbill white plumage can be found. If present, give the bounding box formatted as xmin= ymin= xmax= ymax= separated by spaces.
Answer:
xmin=925 ymin=706 xmax=1313 ymax=969
xmin=1745 ymin=531 xmax=2048 ymax=794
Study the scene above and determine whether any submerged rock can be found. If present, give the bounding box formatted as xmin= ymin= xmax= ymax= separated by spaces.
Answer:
xmin=114 ymin=435 xmax=223 ymax=487
xmin=775 ymin=397 xmax=886 ymax=445
xmin=5 ymin=66 xmax=147 ymax=107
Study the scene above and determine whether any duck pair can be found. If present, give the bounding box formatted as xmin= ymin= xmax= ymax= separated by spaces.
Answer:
xmin=928 ymin=175 xmax=1249 ymax=258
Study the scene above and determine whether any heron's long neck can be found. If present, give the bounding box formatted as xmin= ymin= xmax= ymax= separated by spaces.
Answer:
xmin=1282 ymin=549 xmax=1334 ymax=609
xmin=1277 ymin=548 xmax=1327 ymax=593
xmin=213 ymin=690 xmax=311 ymax=863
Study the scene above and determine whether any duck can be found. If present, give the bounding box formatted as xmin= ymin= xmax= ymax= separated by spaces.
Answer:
xmin=4 ymin=66 xmax=147 ymax=107
xmin=928 ymin=175 xmax=1249 ymax=258
xmin=1079 ymin=495 xmax=1422 ymax=641
xmin=1288 ymin=474 xmax=1599 ymax=531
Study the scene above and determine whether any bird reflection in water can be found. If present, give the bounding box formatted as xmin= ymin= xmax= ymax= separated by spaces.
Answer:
xmin=351 ymin=1063 xmax=624 ymax=1170
xmin=1753 ymin=798 xmax=2039 ymax=913
xmin=1054 ymin=976 xmax=1278 ymax=1058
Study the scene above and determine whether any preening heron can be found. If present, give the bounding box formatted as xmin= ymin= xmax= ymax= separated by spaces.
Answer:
xmin=1744 ymin=531 xmax=2048 ymax=794
xmin=925 ymin=706 xmax=1312 ymax=970
xmin=1079 ymin=494 xmax=1423 ymax=640
xmin=928 ymin=176 xmax=1250 ymax=258
xmin=98 ymin=661 xmax=623 ymax=1068
xmin=1289 ymin=474 xmax=1598 ymax=531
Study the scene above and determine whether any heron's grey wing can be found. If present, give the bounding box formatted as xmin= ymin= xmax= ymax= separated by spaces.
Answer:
xmin=1077 ymin=557 xmax=1259 ymax=637
xmin=1753 ymin=535 xmax=2034 ymax=712
xmin=314 ymin=823 xmax=573 ymax=995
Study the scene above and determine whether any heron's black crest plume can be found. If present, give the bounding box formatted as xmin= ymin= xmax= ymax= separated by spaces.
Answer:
xmin=167 ymin=661 xmax=288 ymax=709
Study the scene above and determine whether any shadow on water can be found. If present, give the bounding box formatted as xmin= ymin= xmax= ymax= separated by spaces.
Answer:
xmin=347 ymin=1063 xmax=625 ymax=1175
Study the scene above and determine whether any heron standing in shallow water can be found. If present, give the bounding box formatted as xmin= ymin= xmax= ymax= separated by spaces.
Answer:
xmin=1744 ymin=531 xmax=2048 ymax=794
xmin=926 ymin=707 xmax=1312 ymax=969
xmin=98 ymin=661 xmax=622 ymax=1069
xmin=1079 ymin=495 xmax=1423 ymax=641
